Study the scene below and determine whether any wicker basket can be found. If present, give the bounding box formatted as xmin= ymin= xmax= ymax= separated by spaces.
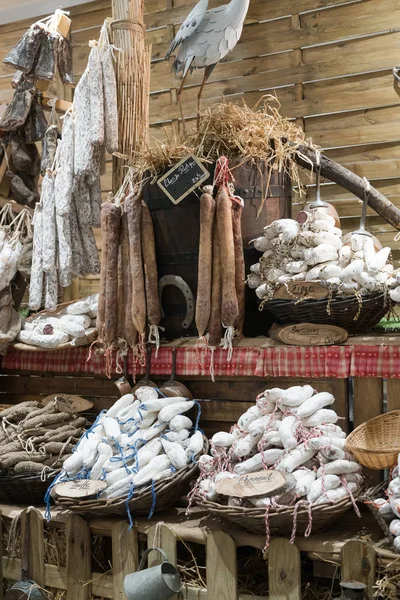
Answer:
xmin=54 ymin=438 xmax=208 ymax=518
xmin=0 ymin=470 xmax=59 ymax=505
xmin=54 ymin=461 xmax=199 ymax=518
xmin=345 ymin=411 xmax=400 ymax=469
xmin=263 ymin=290 xmax=391 ymax=334
xmin=195 ymin=491 xmax=360 ymax=536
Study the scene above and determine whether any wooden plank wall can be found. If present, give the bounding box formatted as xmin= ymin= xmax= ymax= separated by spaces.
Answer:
xmin=1 ymin=0 xmax=400 ymax=298
xmin=0 ymin=372 xmax=349 ymax=437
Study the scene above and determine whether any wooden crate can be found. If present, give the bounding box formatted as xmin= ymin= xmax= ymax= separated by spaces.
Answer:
xmin=0 ymin=504 xmax=391 ymax=600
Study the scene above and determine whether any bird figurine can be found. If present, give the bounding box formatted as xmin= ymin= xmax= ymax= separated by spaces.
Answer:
xmin=165 ymin=0 xmax=250 ymax=119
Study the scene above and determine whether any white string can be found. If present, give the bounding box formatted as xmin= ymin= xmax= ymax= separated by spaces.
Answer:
xmin=363 ymin=177 xmax=371 ymax=194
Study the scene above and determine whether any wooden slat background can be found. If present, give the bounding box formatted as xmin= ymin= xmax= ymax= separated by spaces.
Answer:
xmin=1 ymin=0 xmax=400 ymax=298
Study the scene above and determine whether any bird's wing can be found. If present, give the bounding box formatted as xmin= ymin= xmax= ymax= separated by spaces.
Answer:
xmin=165 ymin=0 xmax=209 ymax=59
xmin=190 ymin=5 xmax=241 ymax=65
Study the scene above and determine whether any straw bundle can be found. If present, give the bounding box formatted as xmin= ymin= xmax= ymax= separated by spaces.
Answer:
xmin=132 ymin=96 xmax=313 ymax=194
xmin=111 ymin=0 xmax=151 ymax=190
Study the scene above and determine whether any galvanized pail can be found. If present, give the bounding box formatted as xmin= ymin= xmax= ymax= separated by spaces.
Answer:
xmin=124 ymin=547 xmax=181 ymax=600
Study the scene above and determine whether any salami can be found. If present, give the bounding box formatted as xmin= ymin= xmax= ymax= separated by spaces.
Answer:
xmin=117 ymin=246 xmax=125 ymax=343
xmin=232 ymin=200 xmax=245 ymax=336
xmin=141 ymin=201 xmax=160 ymax=335
xmin=96 ymin=201 xmax=110 ymax=341
xmin=45 ymin=269 xmax=58 ymax=312
xmin=195 ymin=188 xmax=215 ymax=337
xmin=88 ymin=45 xmax=104 ymax=147
xmin=216 ymin=185 xmax=238 ymax=325
xmin=100 ymin=46 xmax=118 ymax=154
xmin=31 ymin=31 xmax=58 ymax=81
xmin=208 ymin=223 xmax=222 ymax=348
xmin=24 ymin=94 xmax=48 ymax=143
xmin=3 ymin=25 xmax=46 ymax=73
xmin=28 ymin=204 xmax=44 ymax=310
xmin=125 ymin=193 xmax=146 ymax=336
xmin=41 ymin=125 xmax=59 ymax=175
xmin=54 ymin=111 xmax=74 ymax=215
xmin=121 ymin=210 xmax=137 ymax=349
xmin=41 ymin=173 xmax=56 ymax=273
xmin=74 ymin=70 xmax=94 ymax=176
xmin=89 ymin=178 xmax=102 ymax=228
xmin=69 ymin=202 xmax=84 ymax=277
xmin=56 ymin=213 xmax=72 ymax=288
xmin=11 ymin=133 xmax=31 ymax=172
xmin=57 ymin=36 xmax=73 ymax=85
xmin=0 ymin=80 xmax=35 ymax=131
xmin=104 ymin=203 xmax=121 ymax=347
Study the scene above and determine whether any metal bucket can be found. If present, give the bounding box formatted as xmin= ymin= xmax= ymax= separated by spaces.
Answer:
xmin=124 ymin=547 xmax=181 ymax=600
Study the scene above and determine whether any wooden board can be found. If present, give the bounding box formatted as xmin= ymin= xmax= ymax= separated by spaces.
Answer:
xmin=66 ymin=515 xmax=91 ymax=600
xmin=341 ymin=539 xmax=376 ymax=600
xmin=111 ymin=522 xmax=139 ymax=600
xmin=206 ymin=531 xmax=237 ymax=600
xmin=269 ymin=538 xmax=301 ymax=600
xmin=147 ymin=524 xmax=179 ymax=600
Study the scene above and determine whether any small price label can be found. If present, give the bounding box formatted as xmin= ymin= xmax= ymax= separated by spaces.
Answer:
xmin=272 ymin=322 xmax=348 ymax=346
xmin=273 ymin=281 xmax=329 ymax=300
xmin=54 ymin=479 xmax=107 ymax=499
xmin=214 ymin=470 xmax=286 ymax=498
xmin=157 ymin=154 xmax=210 ymax=205
xmin=41 ymin=394 xmax=94 ymax=414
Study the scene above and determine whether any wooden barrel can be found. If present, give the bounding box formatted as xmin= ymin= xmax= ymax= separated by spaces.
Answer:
xmin=143 ymin=159 xmax=291 ymax=339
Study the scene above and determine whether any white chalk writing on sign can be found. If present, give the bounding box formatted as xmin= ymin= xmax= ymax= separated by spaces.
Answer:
xmin=54 ymin=479 xmax=107 ymax=499
xmin=157 ymin=154 xmax=210 ymax=205
xmin=215 ymin=470 xmax=286 ymax=498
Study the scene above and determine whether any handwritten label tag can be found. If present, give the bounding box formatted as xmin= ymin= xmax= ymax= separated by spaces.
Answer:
xmin=54 ymin=480 xmax=106 ymax=499
xmin=273 ymin=281 xmax=329 ymax=300
xmin=271 ymin=322 xmax=348 ymax=346
xmin=215 ymin=470 xmax=286 ymax=498
xmin=157 ymin=154 xmax=210 ymax=205
xmin=41 ymin=394 xmax=94 ymax=414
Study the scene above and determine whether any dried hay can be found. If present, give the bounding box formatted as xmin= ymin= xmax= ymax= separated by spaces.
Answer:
xmin=2 ymin=515 xmax=110 ymax=600
xmin=176 ymin=538 xmax=336 ymax=599
xmin=374 ymin=563 xmax=400 ymax=599
xmin=133 ymin=96 xmax=314 ymax=198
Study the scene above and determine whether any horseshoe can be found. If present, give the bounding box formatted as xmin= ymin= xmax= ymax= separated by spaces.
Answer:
xmin=159 ymin=275 xmax=195 ymax=330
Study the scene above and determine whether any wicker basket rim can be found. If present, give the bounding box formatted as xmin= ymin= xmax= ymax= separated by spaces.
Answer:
xmin=195 ymin=489 xmax=359 ymax=516
xmin=265 ymin=290 xmax=385 ymax=306
xmin=345 ymin=410 xmax=400 ymax=453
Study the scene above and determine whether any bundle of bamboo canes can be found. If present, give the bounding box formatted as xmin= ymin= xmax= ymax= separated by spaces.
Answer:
xmin=111 ymin=0 xmax=151 ymax=189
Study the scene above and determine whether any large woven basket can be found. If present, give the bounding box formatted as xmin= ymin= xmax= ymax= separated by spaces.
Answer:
xmin=345 ymin=411 xmax=400 ymax=470
xmin=195 ymin=491 xmax=360 ymax=536
xmin=54 ymin=461 xmax=200 ymax=518
xmin=263 ymin=290 xmax=391 ymax=334
xmin=0 ymin=470 xmax=59 ymax=505
xmin=54 ymin=438 xmax=208 ymax=518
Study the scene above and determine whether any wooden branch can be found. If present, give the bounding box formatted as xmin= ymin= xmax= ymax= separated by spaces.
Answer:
xmin=293 ymin=143 xmax=400 ymax=231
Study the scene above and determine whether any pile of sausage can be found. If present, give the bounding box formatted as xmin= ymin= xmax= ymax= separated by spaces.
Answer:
xmin=96 ymin=193 xmax=160 ymax=363
xmin=28 ymin=22 xmax=118 ymax=312
xmin=195 ymin=184 xmax=245 ymax=352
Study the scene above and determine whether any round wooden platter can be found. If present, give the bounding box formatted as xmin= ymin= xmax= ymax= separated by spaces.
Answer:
xmin=41 ymin=394 xmax=94 ymax=413
xmin=269 ymin=322 xmax=348 ymax=346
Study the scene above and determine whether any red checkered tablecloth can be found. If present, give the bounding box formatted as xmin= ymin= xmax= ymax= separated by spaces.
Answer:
xmin=2 ymin=336 xmax=400 ymax=379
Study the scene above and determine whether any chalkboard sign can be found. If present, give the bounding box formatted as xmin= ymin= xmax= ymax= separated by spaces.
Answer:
xmin=157 ymin=154 xmax=210 ymax=205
